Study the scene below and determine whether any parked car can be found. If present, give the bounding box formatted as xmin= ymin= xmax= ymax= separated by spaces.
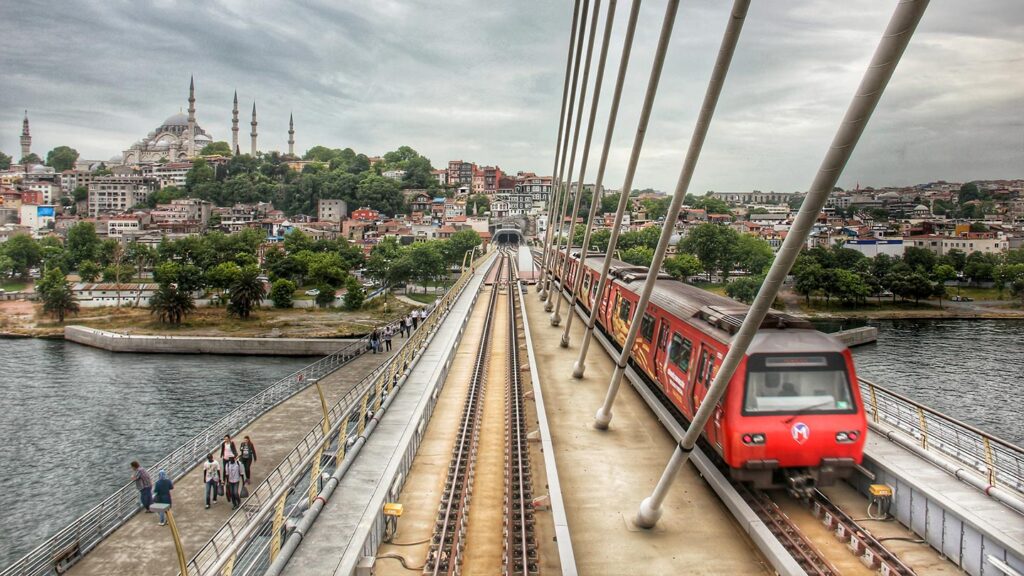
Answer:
xmin=304 ymin=288 xmax=320 ymax=296
xmin=952 ymin=295 xmax=973 ymax=302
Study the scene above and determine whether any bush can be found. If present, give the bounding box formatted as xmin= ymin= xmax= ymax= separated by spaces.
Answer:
xmin=344 ymin=278 xmax=365 ymax=310
xmin=270 ymin=279 xmax=296 ymax=308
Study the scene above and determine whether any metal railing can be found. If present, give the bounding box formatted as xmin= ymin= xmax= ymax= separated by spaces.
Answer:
xmin=2 ymin=337 xmax=370 ymax=576
xmin=860 ymin=377 xmax=1024 ymax=494
xmin=182 ymin=260 xmax=481 ymax=576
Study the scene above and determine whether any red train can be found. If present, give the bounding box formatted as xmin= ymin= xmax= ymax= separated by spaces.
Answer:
xmin=550 ymin=249 xmax=866 ymax=492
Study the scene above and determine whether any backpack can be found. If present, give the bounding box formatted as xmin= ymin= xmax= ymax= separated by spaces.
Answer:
xmin=241 ymin=443 xmax=252 ymax=459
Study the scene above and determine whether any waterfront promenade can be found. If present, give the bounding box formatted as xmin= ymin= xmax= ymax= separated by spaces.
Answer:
xmin=65 ymin=340 xmax=404 ymax=576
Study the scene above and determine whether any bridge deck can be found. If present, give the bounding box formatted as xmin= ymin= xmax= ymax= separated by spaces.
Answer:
xmin=65 ymin=340 xmax=404 ymax=576
xmin=283 ymin=254 xmax=493 ymax=575
xmin=522 ymin=280 xmax=771 ymax=575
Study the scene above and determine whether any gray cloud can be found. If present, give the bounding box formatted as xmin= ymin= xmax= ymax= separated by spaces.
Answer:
xmin=1 ymin=1 xmax=1020 ymax=192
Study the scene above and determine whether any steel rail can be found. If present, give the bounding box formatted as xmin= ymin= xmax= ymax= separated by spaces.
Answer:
xmin=504 ymin=257 xmax=537 ymax=575
xmin=425 ymin=256 xmax=505 ymax=576
xmin=808 ymin=490 xmax=917 ymax=575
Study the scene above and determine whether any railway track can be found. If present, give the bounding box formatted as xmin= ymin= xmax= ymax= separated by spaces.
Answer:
xmin=425 ymin=255 xmax=505 ymax=576
xmin=504 ymin=256 xmax=539 ymax=576
xmin=425 ymin=251 xmax=540 ymax=576
xmin=551 ymin=279 xmax=917 ymax=576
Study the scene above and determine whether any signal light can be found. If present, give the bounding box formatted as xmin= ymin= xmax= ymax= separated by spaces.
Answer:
xmin=742 ymin=433 xmax=766 ymax=446
xmin=836 ymin=430 xmax=860 ymax=443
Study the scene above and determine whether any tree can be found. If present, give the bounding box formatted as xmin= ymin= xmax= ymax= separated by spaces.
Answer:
xmin=406 ymin=242 xmax=444 ymax=292
xmin=206 ymin=261 xmax=242 ymax=299
xmin=444 ymin=229 xmax=482 ymax=268
xmin=38 ymin=268 xmax=79 ymax=322
xmin=680 ymin=223 xmax=737 ymax=281
xmin=46 ymin=146 xmax=80 ymax=171
xmin=78 ymin=260 xmax=101 ymax=282
xmin=20 ymin=152 xmax=42 ymax=165
xmin=466 ymin=195 xmax=490 ymax=216
xmin=150 ymin=284 xmax=196 ymax=325
xmin=344 ymin=277 xmax=365 ymax=310
xmin=355 ymin=175 xmax=404 ymax=215
xmin=200 ymin=141 xmax=233 ymax=156
xmin=0 ymin=150 xmax=11 ymax=170
xmin=640 ymin=197 xmax=671 ymax=220
xmin=664 ymin=253 xmax=702 ymax=281
xmin=621 ymin=246 xmax=654 ymax=267
xmin=315 ymin=284 xmax=337 ymax=308
xmin=734 ymin=235 xmax=774 ymax=275
xmin=725 ymin=276 xmax=763 ymax=304
xmin=185 ymin=158 xmax=216 ymax=191
xmin=793 ymin=260 xmax=824 ymax=304
xmin=601 ymin=191 xmax=621 ymax=214
xmin=284 ymin=229 xmax=314 ymax=254
xmin=963 ymin=252 xmax=997 ymax=283
xmin=904 ymin=247 xmax=937 ymax=274
xmin=994 ymin=263 xmax=1024 ymax=300
xmin=1 ymin=234 xmax=41 ymax=278
xmin=270 ymin=279 xmax=296 ymax=308
xmin=227 ymin=265 xmax=266 ymax=319
xmin=66 ymin=222 xmax=100 ymax=266
xmin=102 ymin=263 xmax=134 ymax=282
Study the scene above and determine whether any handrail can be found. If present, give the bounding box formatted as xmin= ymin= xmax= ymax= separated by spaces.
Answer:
xmin=1 ymin=337 xmax=370 ymax=576
xmin=181 ymin=255 xmax=485 ymax=576
xmin=859 ymin=377 xmax=1024 ymax=494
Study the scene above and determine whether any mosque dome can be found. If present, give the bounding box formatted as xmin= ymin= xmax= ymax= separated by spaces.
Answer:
xmin=162 ymin=112 xmax=189 ymax=127
xmin=914 ymin=204 xmax=929 ymax=211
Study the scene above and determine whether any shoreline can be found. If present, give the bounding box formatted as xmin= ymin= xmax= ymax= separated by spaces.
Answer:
xmin=62 ymin=326 xmax=363 ymax=356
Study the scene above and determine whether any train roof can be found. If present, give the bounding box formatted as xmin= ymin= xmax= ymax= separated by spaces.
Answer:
xmin=578 ymin=254 xmax=816 ymax=342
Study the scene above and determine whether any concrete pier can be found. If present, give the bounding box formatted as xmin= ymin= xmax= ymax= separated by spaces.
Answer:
xmin=64 ymin=326 xmax=357 ymax=356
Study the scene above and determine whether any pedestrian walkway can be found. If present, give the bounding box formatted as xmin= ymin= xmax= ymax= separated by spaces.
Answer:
xmin=66 ymin=340 xmax=405 ymax=576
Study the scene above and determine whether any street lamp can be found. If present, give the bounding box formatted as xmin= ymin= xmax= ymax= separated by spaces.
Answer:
xmin=149 ymin=503 xmax=186 ymax=576
xmin=310 ymin=378 xmax=330 ymax=433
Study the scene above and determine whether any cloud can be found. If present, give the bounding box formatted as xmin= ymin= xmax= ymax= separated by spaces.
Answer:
xmin=1 ymin=1 xmax=1020 ymax=191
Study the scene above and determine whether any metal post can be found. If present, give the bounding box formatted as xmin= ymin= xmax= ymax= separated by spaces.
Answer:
xmin=553 ymin=0 xmax=617 ymax=331
xmin=561 ymin=0 xmax=640 ymax=350
xmin=539 ymin=0 xmax=581 ymax=299
xmin=635 ymin=0 xmax=930 ymax=529
xmin=541 ymin=0 xmax=587 ymax=301
xmin=151 ymin=504 xmax=187 ymax=576
xmin=595 ymin=0 xmax=748 ymax=430
xmin=546 ymin=0 xmax=595 ymax=313
xmin=572 ymin=0 xmax=678 ymax=379
xmin=313 ymin=380 xmax=330 ymax=433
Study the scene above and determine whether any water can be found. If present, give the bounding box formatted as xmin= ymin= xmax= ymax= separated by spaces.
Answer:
xmin=0 ymin=339 xmax=313 ymax=568
xmin=849 ymin=319 xmax=1024 ymax=446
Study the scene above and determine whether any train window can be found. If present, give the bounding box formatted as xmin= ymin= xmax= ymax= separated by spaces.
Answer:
xmin=705 ymin=355 xmax=715 ymax=383
xmin=581 ymin=273 xmax=591 ymax=293
xmin=591 ymin=275 xmax=599 ymax=300
xmin=640 ymin=314 xmax=655 ymax=341
xmin=618 ymin=297 xmax=631 ymax=323
xmin=742 ymin=353 xmax=856 ymax=416
xmin=658 ymin=322 xmax=670 ymax=350
xmin=668 ymin=334 xmax=692 ymax=372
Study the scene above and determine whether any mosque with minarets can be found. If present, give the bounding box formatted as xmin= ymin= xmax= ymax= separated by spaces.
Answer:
xmin=121 ymin=77 xmax=290 ymax=165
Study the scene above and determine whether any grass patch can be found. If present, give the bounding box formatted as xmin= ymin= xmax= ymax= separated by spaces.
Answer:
xmin=950 ymin=286 xmax=1005 ymax=300
xmin=1 ymin=281 xmax=28 ymax=292
xmin=405 ymin=293 xmax=438 ymax=305
xmin=687 ymin=281 xmax=728 ymax=296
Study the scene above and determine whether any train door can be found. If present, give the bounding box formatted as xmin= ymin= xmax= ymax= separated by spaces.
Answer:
xmin=690 ymin=344 xmax=721 ymax=447
xmin=653 ymin=318 xmax=671 ymax=381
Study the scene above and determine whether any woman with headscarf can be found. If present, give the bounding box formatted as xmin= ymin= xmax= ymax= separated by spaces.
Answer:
xmin=153 ymin=470 xmax=174 ymax=526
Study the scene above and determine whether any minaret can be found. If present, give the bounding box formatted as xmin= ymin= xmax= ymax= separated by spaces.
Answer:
xmin=288 ymin=112 xmax=295 ymax=156
xmin=231 ymin=91 xmax=240 ymax=155
xmin=250 ymin=102 xmax=258 ymax=156
xmin=20 ymin=111 xmax=32 ymax=161
xmin=187 ymin=76 xmax=197 ymax=157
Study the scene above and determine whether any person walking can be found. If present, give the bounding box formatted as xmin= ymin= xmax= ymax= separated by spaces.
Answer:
xmin=220 ymin=434 xmax=238 ymax=468
xmin=370 ymin=328 xmax=380 ymax=354
xmin=130 ymin=461 xmax=153 ymax=513
xmin=239 ymin=436 xmax=257 ymax=485
xmin=202 ymin=453 xmax=221 ymax=509
xmin=224 ymin=456 xmax=244 ymax=509
xmin=411 ymin=310 xmax=419 ymax=330
xmin=404 ymin=314 xmax=413 ymax=336
xmin=153 ymin=469 xmax=174 ymax=526
xmin=383 ymin=325 xmax=393 ymax=352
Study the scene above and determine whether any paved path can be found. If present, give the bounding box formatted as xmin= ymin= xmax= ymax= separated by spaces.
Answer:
xmin=67 ymin=339 xmax=406 ymax=576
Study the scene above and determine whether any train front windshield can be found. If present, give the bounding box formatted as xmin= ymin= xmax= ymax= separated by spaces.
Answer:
xmin=742 ymin=353 xmax=856 ymax=415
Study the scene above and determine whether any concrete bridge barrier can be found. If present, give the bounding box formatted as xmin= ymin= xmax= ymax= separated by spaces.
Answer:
xmin=64 ymin=326 xmax=359 ymax=356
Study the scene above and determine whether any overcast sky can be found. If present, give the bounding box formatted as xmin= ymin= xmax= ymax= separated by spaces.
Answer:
xmin=1 ymin=1 xmax=1020 ymax=192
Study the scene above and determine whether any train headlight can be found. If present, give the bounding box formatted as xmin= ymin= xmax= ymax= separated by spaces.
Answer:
xmin=835 ymin=430 xmax=859 ymax=443
xmin=741 ymin=433 xmax=766 ymax=446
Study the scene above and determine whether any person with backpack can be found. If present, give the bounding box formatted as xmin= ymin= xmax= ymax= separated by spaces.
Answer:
xmin=224 ymin=456 xmax=244 ymax=509
xmin=370 ymin=329 xmax=381 ymax=354
xmin=130 ymin=461 xmax=153 ymax=513
xmin=202 ymin=453 xmax=221 ymax=509
xmin=152 ymin=470 xmax=174 ymax=526
xmin=239 ymin=436 xmax=257 ymax=485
